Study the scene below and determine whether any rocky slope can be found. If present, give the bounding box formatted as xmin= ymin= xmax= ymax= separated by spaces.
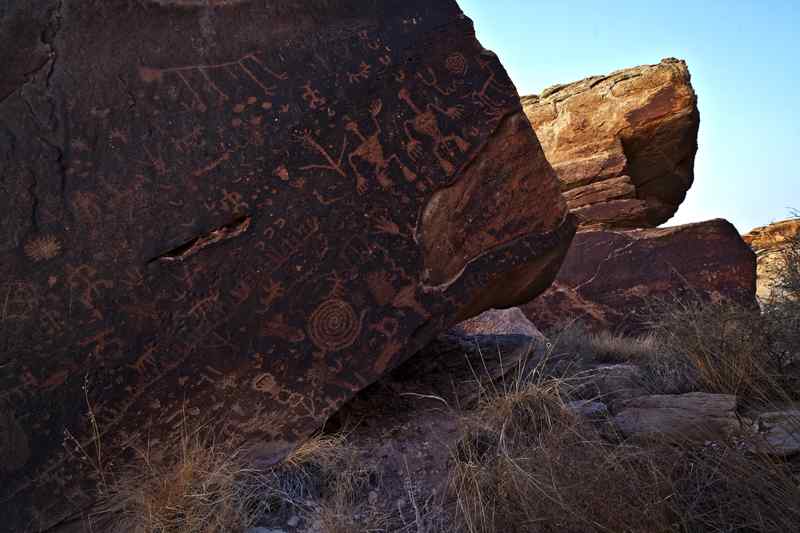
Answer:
xmin=522 ymin=58 xmax=699 ymax=229
xmin=744 ymin=218 xmax=800 ymax=301
xmin=523 ymin=219 xmax=758 ymax=332
xmin=0 ymin=1 xmax=575 ymax=530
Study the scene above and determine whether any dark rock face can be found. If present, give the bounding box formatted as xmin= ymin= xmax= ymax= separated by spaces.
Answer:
xmin=0 ymin=1 xmax=575 ymax=529
xmin=522 ymin=59 xmax=699 ymax=229
xmin=523 ymin=219 xmax=757 ymax=333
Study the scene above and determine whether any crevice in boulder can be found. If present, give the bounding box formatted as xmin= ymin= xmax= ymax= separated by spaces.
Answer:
xmin=148 ymin=215 xmax=252 ymax=264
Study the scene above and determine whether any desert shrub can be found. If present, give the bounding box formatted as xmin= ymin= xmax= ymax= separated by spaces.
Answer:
xmin=641 ymin=297 xmax=785 ymax=400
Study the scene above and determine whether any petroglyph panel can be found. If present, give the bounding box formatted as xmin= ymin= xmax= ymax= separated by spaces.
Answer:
xmin=0 ymin=1 xmax=574 ymax=530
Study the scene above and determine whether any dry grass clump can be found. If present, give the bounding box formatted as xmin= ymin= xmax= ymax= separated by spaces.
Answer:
xmin=297 ymin=441 xmax=390 ymax=533
xmin=549 ymin=320 xmax=660 ymax=364
xmin=667 ymin=443 xmax=800 ymax=532
xmin=586 ymin=329 xmax=660 ymax=363
xmin=639 ymin=227 xmax=800 ymax=401
xmin=89 ymin=425 xmax=368 ymax=533
xmin=642 ymin=298 xmax=778 ymax=399
xmin=91 ymin=425 xmax=265 ymax=533
xmin=449 ymin=374 xmax=673 ymax=533
xmin=447 ymin=360 xmax=800 ymax=533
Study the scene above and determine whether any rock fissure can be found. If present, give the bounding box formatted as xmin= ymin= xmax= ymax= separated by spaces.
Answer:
xmin=149 ymin=216 xmax=252 ymax=264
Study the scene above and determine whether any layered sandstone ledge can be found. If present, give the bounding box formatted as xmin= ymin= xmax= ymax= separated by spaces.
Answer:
xmin=523 ymin=58 xmax=699 ymax=229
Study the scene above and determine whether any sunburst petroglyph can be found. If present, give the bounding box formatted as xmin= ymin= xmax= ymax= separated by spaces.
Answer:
xmin=23 ymin=235 xmax=62 ymax=262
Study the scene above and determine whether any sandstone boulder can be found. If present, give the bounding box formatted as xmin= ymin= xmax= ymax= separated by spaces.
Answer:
xmin=452 ymin=307 xmax=545 ymax=339
xmin=614 ymin=393 xmax=739 ymax=441
xmin=523 ymin=219 xmax=757 ymax=333
xmin=743 ymin=218 xmax=800 ymax=302
xmin=522 ymin=58 xmax=699 ymax=229
xmin=0 ymin=1 xmax=575 ymax=530
xmin=748 ymin=408 xmax=800 ymax=457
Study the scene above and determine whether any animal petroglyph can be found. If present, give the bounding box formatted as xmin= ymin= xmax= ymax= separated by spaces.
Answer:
xmin=139 ymin=52 xmax=287 ymax=111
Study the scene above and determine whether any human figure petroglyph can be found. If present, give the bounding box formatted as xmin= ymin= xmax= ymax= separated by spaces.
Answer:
xmin=358 ymin=30 xmax=382 ymax=51
xmin=301 ymin=82 xmax=327 ymax=110
xmin=0 ymin=282 xmax=38 ymax=322
xmin=397 ymin=87 xmax=470 ymax=175
xmin=346 ymin=62 xmax=371 ymax=84
xmin=262 ymin=314 xmax=306 ymax=343
xmin=417 ymin=66 xmax=462 ymax=96
xmin=139 ymin=145 xmax=168 ymax=176
xmin=187 ymin=289 xmax=221 ymax=321
xmin=71 ymin=191 xmax=103 ymax=226
xmin=128 ymin=343 xmax=158 ymax=375
xmin=66 ymin=265 xmax=114 ymax=321
xmin=79 ymin=328 xmax=123 ymax=358
xmin=344 ymin=99 xmax=417 ymax=194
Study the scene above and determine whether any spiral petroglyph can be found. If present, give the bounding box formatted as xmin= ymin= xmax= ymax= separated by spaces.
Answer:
xmin=307 ymin=298 xmax=361 ymax=352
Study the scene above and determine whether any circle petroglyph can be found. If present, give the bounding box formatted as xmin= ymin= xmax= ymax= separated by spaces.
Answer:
xmin=445 ymin=53 xmax=467 ymax=76
xmin=307 ymin=298 xmax=360 ymax=352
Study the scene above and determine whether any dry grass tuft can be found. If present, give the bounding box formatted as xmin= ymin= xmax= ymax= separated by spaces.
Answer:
xmin=667 ymin=443 xmax=800 ymax=533
xmin=91 ymin=424 xmax=263 ymax=533
xmin=644 ymin=298 xmax=772 ymax=397
xmin=89 ymin=424 xmax=360 ymax=533
xmin=587 ymin=329 xmax=660 ymax=363
xmin=449 ymin=371 xmax=672 ymax=533
xmin=549 ymin=320 xmax=660 ymax=364
xmin=298 ymin=440 xmax=390 ymax=533
xmin=447 ymin=355 xmax=800 ymax=533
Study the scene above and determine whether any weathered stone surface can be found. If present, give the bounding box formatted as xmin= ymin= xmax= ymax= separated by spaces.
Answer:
xmin=567 ymin=400 xmax=609 ymax=420
xmin=0 ymin=1 xmax=575 ymax=530
xmin=452 ymin=307 xmax=545 ymax=339
xmin=743 ymin=218 xmax=800 ymax=302
xmin=575 ymin=364 xmax=648 ymax=408
xmin=522 ymin=58 xmax=699 ymax=229
xmin=748 ymin=408 xmax=800 ymax=457
xmin=614 ymin=393 xmax=739 ymax=441
xmin=523 ymin=219 xmax=757 ymax=333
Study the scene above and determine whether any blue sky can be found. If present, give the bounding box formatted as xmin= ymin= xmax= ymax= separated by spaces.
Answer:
xmin=458 ymin=0 xmax=799 ymax=233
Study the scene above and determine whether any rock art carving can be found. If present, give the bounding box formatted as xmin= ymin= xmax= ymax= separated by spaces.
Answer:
xmin=0 ymin=1 xmax=575 ymax=529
